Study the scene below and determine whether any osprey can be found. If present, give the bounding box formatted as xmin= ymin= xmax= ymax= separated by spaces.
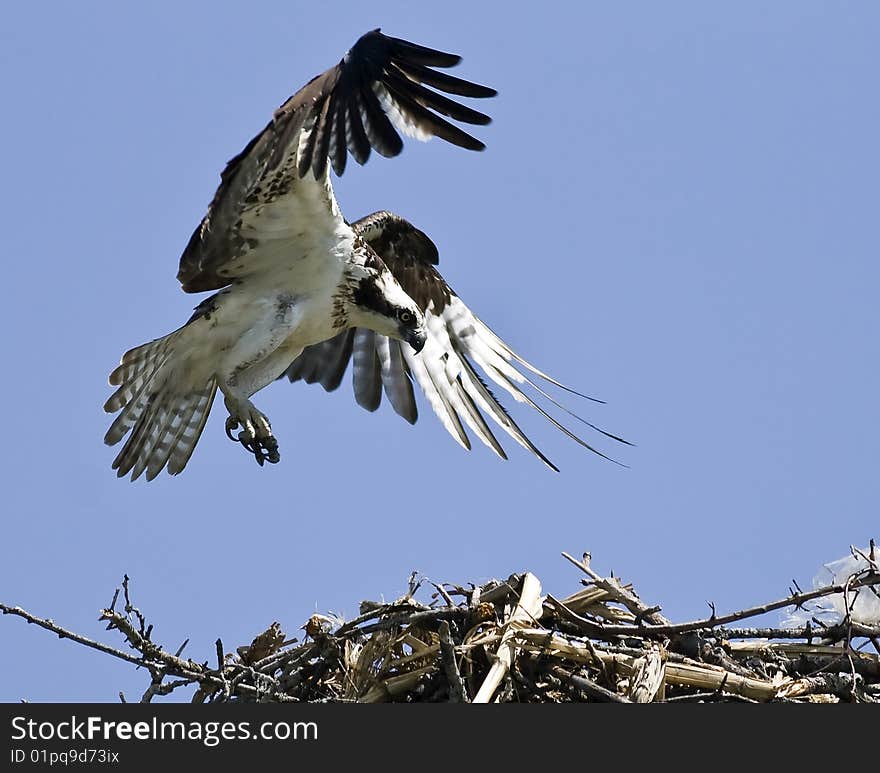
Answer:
xmin=105 ymin=29 xmax=627 ymax=480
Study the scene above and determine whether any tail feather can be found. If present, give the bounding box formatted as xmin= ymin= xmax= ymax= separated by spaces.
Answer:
xmin=114 ymin=395 xmax=170 ymax=479
xmin=140 ymin=401 xmax=189 ymax=481
xmin=103 ymin=357 xmax=170 ymax=446
xmin=166 ymin=382 xmax=218 ymax=477
xmin=108 ymin=333 xmax=181 ymax=387
xmin=104 ymin=332 xmax=217 ymax=480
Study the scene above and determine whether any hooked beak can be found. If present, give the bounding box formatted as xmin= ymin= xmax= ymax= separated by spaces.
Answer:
xmin=404 ymin=327 xmax=427 ymax=354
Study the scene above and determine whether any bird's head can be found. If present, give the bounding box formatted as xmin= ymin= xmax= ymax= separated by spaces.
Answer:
xmin=347 ymin=263 xmax=427 ymax=353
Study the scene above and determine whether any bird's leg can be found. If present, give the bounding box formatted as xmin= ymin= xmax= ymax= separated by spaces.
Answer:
xmin=222 ymin=394 xmax=280 ymax=466
xmin=216 ymin=322 xmax=303 ymax=468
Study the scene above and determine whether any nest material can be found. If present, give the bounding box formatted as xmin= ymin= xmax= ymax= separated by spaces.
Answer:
xmin=3 ymin=549 xmax=879 ymax=703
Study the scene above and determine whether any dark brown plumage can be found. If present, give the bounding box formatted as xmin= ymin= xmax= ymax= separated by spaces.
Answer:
xmin=352 ymin=211 xmax=454 ymax=314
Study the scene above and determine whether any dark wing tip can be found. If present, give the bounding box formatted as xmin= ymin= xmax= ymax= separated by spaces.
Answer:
xmin=303 ymin=29 xmax=495 ymax=178
xmin=386 ymin=35 xmax=463 ymax=68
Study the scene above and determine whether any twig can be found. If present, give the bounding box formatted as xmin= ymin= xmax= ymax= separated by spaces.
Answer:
xmin=431 ymin=582 xmax=455 ymax=608
xmin=121 ymin=575 xmax=150 ymax=640
xmin=473 ymin=573 xmax=543 ymax=703
xmin=438 ymin=621 xmax=467 ymax=703
xmin=561 ymin=552 xmax=671 ymax=626
xmin=715 ymin=626 xmax=825 ymax=640
xmin=778 ymin=672 xmax=864 ymax=701
xmin=351 ymin=608 xmax=467 ymax=636
xmin=627 ymin=650 xmax=666 ymax=702
xmin=1 ymin=603 xmax=145 ymax=667
xmin=553 ymin=571 xmax=880 ymax=638
xmin=334 ymin=600 xmax=438 ymax=637
xmin=548 ymin=665 xmax=631 ymax=703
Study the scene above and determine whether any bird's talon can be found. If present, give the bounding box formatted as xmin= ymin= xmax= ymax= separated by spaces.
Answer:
xmin=225 ymin=407 xmax=278 ymax=467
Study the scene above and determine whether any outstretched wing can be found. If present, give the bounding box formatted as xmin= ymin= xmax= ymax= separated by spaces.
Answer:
xmin=282 ymin=212 xmax=631 ymax=469
xmin=177 ymin=29 xmax=496 ymax=294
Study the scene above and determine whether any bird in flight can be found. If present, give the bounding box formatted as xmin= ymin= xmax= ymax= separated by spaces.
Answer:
xmin=104 ymin=29 xmax=628 ymax=480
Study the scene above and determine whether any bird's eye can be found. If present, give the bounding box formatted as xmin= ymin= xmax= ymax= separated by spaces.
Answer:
xmin=398 ymin=310 xmax=413 ymax=323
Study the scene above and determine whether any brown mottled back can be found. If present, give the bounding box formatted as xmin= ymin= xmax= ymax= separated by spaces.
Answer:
xmin=352 ymin=211 xmax=455 ymax=314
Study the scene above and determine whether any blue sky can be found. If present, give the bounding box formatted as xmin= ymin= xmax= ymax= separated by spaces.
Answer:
xmin=1 ymin=2 xmax=877 ymax=700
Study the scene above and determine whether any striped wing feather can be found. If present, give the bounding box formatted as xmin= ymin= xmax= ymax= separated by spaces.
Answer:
xmin=282 ymin=213 xmax=630 ymax=469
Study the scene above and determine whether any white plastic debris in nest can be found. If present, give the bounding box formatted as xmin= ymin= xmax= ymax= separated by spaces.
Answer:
xmin=782 ymin=546 xmax=880 ymax=628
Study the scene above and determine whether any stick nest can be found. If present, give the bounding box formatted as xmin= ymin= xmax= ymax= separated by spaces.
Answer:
xmin=3 ymin=547 xmax=879 ymax=703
